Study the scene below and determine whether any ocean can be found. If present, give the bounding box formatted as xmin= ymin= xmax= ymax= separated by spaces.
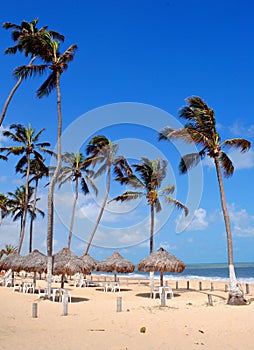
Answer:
xmin=124 ymin=263 xmax=254 ymax=285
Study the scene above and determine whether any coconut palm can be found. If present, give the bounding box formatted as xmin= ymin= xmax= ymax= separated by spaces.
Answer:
xmin=14 ymin=36 xmax=77 ymax=296
xmin=0 ymin=123 xmax=51 ymax=253
xmin=0 ymin=244 xmax=18 ymax=258
xmin=7 ymin=185 xmax=45 ymax=250
xmin=17 ymin=157 xmax=49 ymax=252
xmin=111 ymin=157 xmax=188 ymax=254
xmin=84 ymin=136 xmax=119 ymax=254
xmin=0 ymin=193 xmax=11 ymax=224
xmin=1 ymin=18 xmax=64 ymax=126
xmin=159 ymin=96 xmax=251 ymax=305
xmin=56 ymin=151 xmax=98 ymax=249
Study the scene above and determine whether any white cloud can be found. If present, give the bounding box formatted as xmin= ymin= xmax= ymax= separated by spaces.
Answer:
xmin=176 ymin=208 xmax=209 ymax=232
xmin=228 ymin=149 xmax=254 ymax=170
xmin=228 ymin=204 xmax=254 ymax=237
xmin=229 ymin=122 xmax=254 ymax=138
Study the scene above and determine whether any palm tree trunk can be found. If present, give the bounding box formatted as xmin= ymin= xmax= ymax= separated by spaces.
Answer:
xmin=150 ymin=202 xmax=155 ymax=254
xmin=47 ymin=71 xmax=62 ymax=298
xmin=29 ymin=178 xmax=39 ymax=253
xmin=17 ymin=154 xmax=31 ymax=253
xmin=85 ymin=166 xmax=111 ymax=255
xmin=68 ymin=177 xmax=79 ymax=249
xmin=214 ymin=157 xmax=245 ymax=304
xmin=0 ymin=57 xmax=36 ymax=127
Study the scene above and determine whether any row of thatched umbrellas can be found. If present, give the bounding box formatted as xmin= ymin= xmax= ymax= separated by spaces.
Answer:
xmin=0 ymin=247 xmax=185 ymax=286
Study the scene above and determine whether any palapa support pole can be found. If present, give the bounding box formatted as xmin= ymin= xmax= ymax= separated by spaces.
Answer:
xmin=225 ymin=284 xmax=228 ymax=292
xmin=160 ymin=288 xmax=166 ymax=307
xmin=32 ymin=303 xmax=38 ymax=318
xmin=246 ymin=284 xmax=250 ymax=294
xmin=199 ymin=281 xmax=203 ymax=290
xmin=116 ymin=297 xmax=122 ymax=312
xmin=176 ymin=281 xmax=178 ymax=289
xmin=210 ymin=282 xmax=214 ymax=291
xmin=187 ymin=281 xmax=190 ymax=290
xmin=207 ymin=294 xmax=213 ymax=306
xmin=62 ymin=292 xmax=68 ymax=316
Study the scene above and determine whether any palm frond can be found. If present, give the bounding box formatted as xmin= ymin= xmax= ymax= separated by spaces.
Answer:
xmin=154 ymin=198 xmax=162 ymax=213
xmin=80 ymin=178 xmax=89 ymax=195
xmin=160 ymin=185 xmax=175 ymax=195
xmin=109 ymin=191 xmax=143 ymax=203
xmin=179 ymin=151 xmax=205 ymax=173
xmin=164 ymin=197 xmax=189 ymax=216
xmin=37 ymin=71 xmax=57 ymax=98
xmin=222 ymin=138 xmax=251 ymax=153
xmin=219 ymin=152 xmax=234 ymax=177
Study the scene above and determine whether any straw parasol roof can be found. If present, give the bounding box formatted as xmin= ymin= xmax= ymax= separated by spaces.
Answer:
xmin=0 ymin=252 xmax=24 ymax=272
xmin=137 ymin=247 xmax=185 ymax=286
xmin=53 ymin=247 xmax=92 ymax=276
xmin=96 ymin=251 xmax=135 ymax=281
xmin=21 ymin=249 xmax=47 ymax=274
xmin=80 ymin=253 xmax=99 ymax=271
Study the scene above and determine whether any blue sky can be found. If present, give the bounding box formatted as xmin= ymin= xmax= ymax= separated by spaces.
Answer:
xmin=0 ymin=0 xmax=253 ymax=264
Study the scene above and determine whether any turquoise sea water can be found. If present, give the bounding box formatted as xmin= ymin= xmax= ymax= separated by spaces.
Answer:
xmin=124 ymin=263 xmax=254 ymax=284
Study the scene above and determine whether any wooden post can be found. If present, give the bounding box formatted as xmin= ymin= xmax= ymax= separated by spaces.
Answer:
xmin=62 ymin=292 xmax=68 ymax=316
xmin=208 ymin=294 xmax=213 ymax=306
xmin=246 ymin=284 xmax=250 ymax=294
xmin=210 ymin=282 xmax=214 ymax=291
xmin=187 ymin=281 xmax=190 ymax=290
xmin=32 ymin=303 xmax=38 ymax=318
xmin=199 ymin=281 xmax=202 ymax=291
xmin=165 ymin=280 xmax=168 ymax=287
xmin=161 ymin=288 xmax=166 ymax=307
xmin=116 ymin=297 xmax=122 ymax=312
xmin=225 ymin=284 xmax=228 ymax=292
xmin=176 ymin=281 xmax=178 ymax=290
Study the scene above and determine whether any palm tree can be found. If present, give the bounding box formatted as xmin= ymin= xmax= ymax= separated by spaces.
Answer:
xmin=0 ymin=193 xmax=11 ymax=224
xmin=159 ymin=96 xmax=251 ymax=305
xmin=7 ymin=185 xmax=44 ymax=250
xmin=84 ymin=136 xmax=119 ymax=254
xmin=56 ymin=152 xmax=98 ymax=249
xmin=0 ymin=123 xmax=51 ymax=253
xmin=1 ymin=18 xmax=64 ymax=126
xmin=0 ymin=244 xmax=18 ymax=259
xmin=14 ymin=36 xmax=77 ymax=296
xmin=18 ymin=157 xmax=49 ymax=252
xmin=111 ymin=157 xmax=188 ymax=254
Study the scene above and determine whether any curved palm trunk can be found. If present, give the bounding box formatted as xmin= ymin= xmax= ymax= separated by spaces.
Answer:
xmin=47 ymin=71 xmax=62 ymax=298
xmin=68 ymin=177 xmax=79 ymax=249
xmin=85 ymin=167 xmax=111 ymax=254
xmin=29 ymin=178 xmax=39 ymax=253
xmin=0 ymin=57 xmax=35 ymax=127
xmin=214 ymin=157 xmax=245 ymax=304
xmin=17 ymin=154 xmax=31 ymax=254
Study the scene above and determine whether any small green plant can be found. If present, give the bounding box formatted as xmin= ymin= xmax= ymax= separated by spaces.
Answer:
xmin=140 ymin=326 xmax=146 ymax=333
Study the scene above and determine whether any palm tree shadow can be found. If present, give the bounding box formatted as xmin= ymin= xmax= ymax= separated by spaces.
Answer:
xmin=70 ymin=296 xmax=89 ymax=303
xmin=135 ymin=292 xmax=181 ymax=299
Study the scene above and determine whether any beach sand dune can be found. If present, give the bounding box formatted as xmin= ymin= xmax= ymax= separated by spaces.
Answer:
xmin=0 ymin=278 xmax=253 ymax=350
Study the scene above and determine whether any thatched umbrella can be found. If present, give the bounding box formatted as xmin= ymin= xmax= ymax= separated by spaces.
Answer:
xmin=53 ymin=247 xmax=92 ymax=287
xmin=80 ymin=253 xmax=99 ymax=272
xmin=0 ymin=252 xmax=24 ymax=273
xmin=96 ymin=251 xmax=135 ymax=282
xmin=138 ymin=247 xmax=185 ymax=286
xmin=21 ymin=249 xmax=47 ymax=286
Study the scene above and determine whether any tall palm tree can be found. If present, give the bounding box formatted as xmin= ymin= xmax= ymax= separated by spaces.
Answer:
xmin=14 ymin=36 xmax=77 ymax=295
xmin=1 ymin=18 xmax=64 ymax=126
xmin=7 ymin=185 xmax=44 ymax=250
xmin=56 ymin=152 xmax=98 ymax=249
xmin=159 ymin=96 xmax=251 ymax=305
xmin=0 ymin=244 xmax=18 ymax=259
xmin=111 ymin=157 xmax=188 ymax=254
xmin=0 ymin=123 xmax=51 ymax=253
xmin=0 ymin=193 xmax=10 ymax=224
xmin=84 ymin=136 xmax=119 ymax=254
xmin=18 ymin=157 xmax=49 ymax=252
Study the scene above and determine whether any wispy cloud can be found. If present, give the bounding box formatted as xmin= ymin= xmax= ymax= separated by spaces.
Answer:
xmin=228 ymin=204 xmax=254 ymax=237
xmin=228 ymin=122 xmax=254 ymax=138
xmin=176 ymin=208 xmax=209 ymax=232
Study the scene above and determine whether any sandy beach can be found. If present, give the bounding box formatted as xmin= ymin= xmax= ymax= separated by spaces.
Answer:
xmin=0 ymin=276 xmax=254 ymax=350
